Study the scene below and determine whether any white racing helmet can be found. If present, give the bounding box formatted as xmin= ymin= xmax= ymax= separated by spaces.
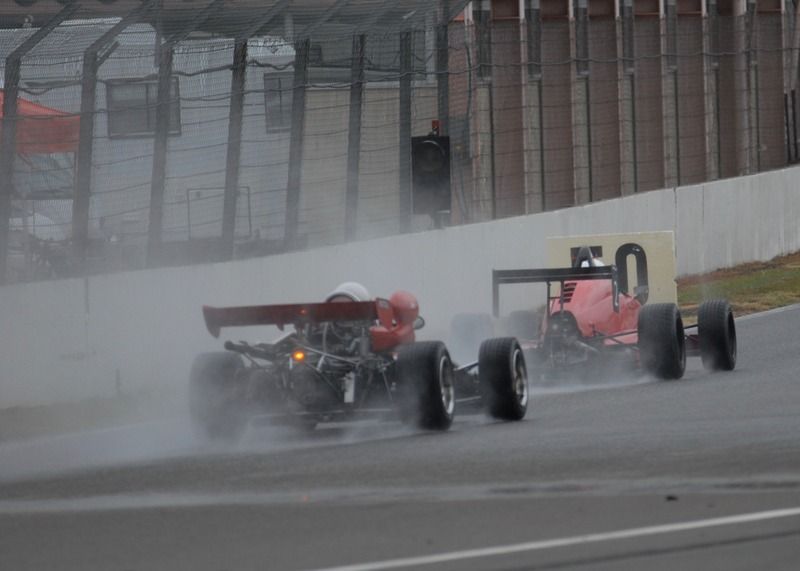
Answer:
xmin=325 ymin=281 xmax=371 ymax=302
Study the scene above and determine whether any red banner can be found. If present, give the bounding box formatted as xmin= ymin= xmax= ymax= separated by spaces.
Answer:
xmin=0 ymin=91 xmax=80 ymax=154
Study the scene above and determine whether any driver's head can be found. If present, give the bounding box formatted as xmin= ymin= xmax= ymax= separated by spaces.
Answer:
xmin=325 ymin=281 xmax=371 ymax=303
xmin=573 ymin=245 xmax=595 ymax=268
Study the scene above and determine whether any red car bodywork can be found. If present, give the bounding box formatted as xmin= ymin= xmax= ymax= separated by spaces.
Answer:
xmin=544 ymin=278 xmax=642 ymax=347
xmin=203 ymin=290 xmax=420 ymax=353
xmin=491 ymin=258 xmax=722 ymax=381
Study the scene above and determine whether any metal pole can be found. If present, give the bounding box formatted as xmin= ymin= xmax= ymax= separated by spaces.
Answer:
xmin=146 ymin=43 xmax=174 ymax=266
xmin=792 ymin=90 xmax=798 ymax=162
xmin=221 ymin=37 xmax=248 ymax=260
xmin=707 ymin=0 xmax=720 ymax=179
xmin=674 ymin=68 xmax=681 ymax=185
xmin=574 ymin=0 xmax=591 ymax=204
xmin=437 ymin=0 xmax=450 ymax=135
xmin=739 ymin=0 xmax=755 ymax=174
xmin=74 ymin=1 xmax=155 ymax=274
xmin=754 ymin=55 xmax=762 ymax=172
xmin=146 ymin=0 xmax=224 ymax=266
xmin=186 ymin=189 xmax=192 ymax=240
xmin=345 ymin=34 xmax=365 ymax=241
xmin=0 ymin=57 xmax=23 ymax=285
xmin=0 ymin=3 xmax=78 ymax=285
xmin=631 ymin=75 xmax=639 ymax=192
xmin=398 ymin=31 xmax=413 ymax=233
xmin=786 ymin=93 xmax=792 ymax=163
xmin=585 ymin=76 xmax=593 ymax=202
xmin=537 ymin=79 xmax=546 ymax=211
xmin=484 ymin=7 xmax=497 ymax=217
xmin=665 ymin=0 xmax=679 ymax=187
xmin=284 ymin=38 xmax=310 ymax=249
xmin=528 ymin=0 xmax=544 ymax=210
xmin=488 ymin=76 xmax=497 ymax=219
xmin=527 ymin=0 xmax=542 ymax=79
xmin=715 ymin=66 xmax=721 ymax=175
xmin=73 ymin=50 xmax=101 ymax=274
xmin=622 ymin=0 xmax=638 ymax=193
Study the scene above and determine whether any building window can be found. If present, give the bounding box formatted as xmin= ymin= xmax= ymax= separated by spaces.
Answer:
xmin=106 ymin=78 xmax=181 ymax=138
xmin=264 ymin=73 xmax=293 ymax=132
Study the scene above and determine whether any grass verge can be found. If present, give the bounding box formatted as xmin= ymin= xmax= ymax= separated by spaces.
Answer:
xmin=678 ymin=250 xmax=800 ymax=319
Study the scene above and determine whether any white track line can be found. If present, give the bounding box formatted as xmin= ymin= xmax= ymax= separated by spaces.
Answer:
xmin=308 ymin=507 xmax=800 ymax=571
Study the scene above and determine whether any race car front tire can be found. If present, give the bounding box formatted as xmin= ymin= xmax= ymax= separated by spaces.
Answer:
xmin=479 ymin=337 xmax=529 ymax=421
xmin=396 ymin=341 xmax=455 ymax=431
xmin=637 ymin=303 xmax=686 ymax=380
xmin=698 ymin=299 xmax=737 ymax=371
xmin=189 ymin=352 xmax=250 ymax=441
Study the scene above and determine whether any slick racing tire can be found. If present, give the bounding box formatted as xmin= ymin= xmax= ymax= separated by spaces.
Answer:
xmin=698 ymin=299 xmax=737 ymax=371
xmin=396 ymin=341 xmax=455 ymax=431
xmin=189 ymin=352 xmax=249 ymax=441
xmin=479 ymin=337 xmax=529 ymax=421
xmin=638 ymin=303 xmax=686 ymax=380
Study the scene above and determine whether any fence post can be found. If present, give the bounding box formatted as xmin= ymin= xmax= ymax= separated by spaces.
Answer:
xmin=524 ymin=0 xmax=546 ymax=211
xmin=345 ymin=34 xmax=366 ymax=241
xmin=437 ymin=0 xmax=450 ymax=136
xmin=620 ymin=0 xmax=638 ymax=194
xmin=572 ymin=0 xmax=592 ymax=204
xmin=0 ymin=3 xmax=78 ymax=285
xmin=74 ymin=1 xmax=155 ymax=274
xmin=663 ymin=0 xmax=681 ymax=187
xmin=147 ymin=0 xmax=224 ymax=267
xmin=146 ymin=43 xmax=174 ymax=265
xmin=284 ymin=38 xmax=310 ymax=249
xmin=747 ymin=0 xmax=760 ymax=172
xmin=705 ymin=0 xmax=721 ymax=179
xmin=399 ymin=30 xmax=413 ymax=233
xmin=221 ymin=37 xmax=248 ymax=260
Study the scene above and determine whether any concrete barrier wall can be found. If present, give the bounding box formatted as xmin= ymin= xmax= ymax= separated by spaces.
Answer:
xmin=2 ymin=167 xmax=799 ymax=406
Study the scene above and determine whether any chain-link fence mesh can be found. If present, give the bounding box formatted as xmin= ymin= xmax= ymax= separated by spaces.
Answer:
xmin=1 ymin=0 xmax=797 ymax=284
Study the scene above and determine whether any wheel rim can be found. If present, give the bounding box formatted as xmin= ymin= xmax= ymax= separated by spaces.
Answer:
xmin=438 ymin=355 xmax=455 ymax=416
xmin=677 ymin=318 xmax=686 ymax=372
xmin=512 ymin=348 xmax=528 ymax=407
xmin=727 ymin=312 xmax=737 ymax=362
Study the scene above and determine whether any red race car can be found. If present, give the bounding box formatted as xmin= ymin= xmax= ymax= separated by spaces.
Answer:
xmin=190 ymin=284 xmax=529 ymax=440
xmin=491 ymin=246 xmax=737 ymax=383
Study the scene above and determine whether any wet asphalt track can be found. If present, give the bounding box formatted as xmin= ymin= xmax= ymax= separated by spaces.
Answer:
xmin=0 ymin=306 xmax=799 ymax=570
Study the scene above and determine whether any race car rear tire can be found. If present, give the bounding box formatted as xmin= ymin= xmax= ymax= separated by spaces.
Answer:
xmin=396 ymin=341 xmax=455 ymax=431
xmin=479 ymin=337 xmax=529 ymax=421
xmin=638 ymin=303 xmax=686 ymax=380
xmin=189 ymin=352 xmax=249 ymax=441
xmin=698 ymin=299 xmax=737 ymax=371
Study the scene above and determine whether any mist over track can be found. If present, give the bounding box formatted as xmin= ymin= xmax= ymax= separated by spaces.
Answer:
xmin=1 ymin=306 xmax=799 ymax=570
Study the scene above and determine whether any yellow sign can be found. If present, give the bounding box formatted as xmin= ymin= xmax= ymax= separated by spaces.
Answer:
xmin=546 ymin=232 xmax=677 ymax=304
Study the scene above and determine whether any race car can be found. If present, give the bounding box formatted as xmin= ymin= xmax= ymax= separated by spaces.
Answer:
xmin=190 ymin=285 xmax=528 ymax=440
xmin=487 ymin=246 xmax=737 ymax=382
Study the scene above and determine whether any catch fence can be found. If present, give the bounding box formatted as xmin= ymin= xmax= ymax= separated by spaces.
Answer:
xmin=1 ymin=0 xmax=797 ymax=284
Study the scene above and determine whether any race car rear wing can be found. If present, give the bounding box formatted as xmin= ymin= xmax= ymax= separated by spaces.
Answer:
xmin=492 ymin=265 xmax=619 ymax=317
xmin=203 ymin=301 xmax=379 ymax=338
